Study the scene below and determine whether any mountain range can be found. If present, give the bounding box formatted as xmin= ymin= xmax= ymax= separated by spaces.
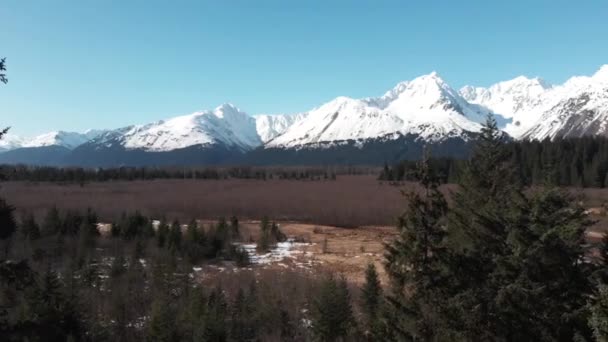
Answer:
xmin=2 ymin=65 xmax=607 ymax=166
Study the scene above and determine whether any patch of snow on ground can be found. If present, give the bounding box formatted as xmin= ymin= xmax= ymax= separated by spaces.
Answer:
xmin=235 ymin=238 xmax=313 ymax=265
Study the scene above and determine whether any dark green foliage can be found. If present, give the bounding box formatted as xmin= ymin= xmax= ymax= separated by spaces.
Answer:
xmin=0 ymin=264 xmax=84 ymax=341
xmin=381 ymin=136 xmax=608 ymax=188
xmin=156 ymin=220 xmax=169 ymax=248
xmin=258 ymin=217 xmax=286 ymax=253
xmin=361 ymin=263 xmax=384 ymax=339
xmin=41 ymin=206 xmax=62 ymax=237
xmin=271 ymin=221 xmax=286 ymax=242
xmin=311 ymin=275 xmax=355 ymax=341
xmin=382 ymin=115 xmax=599 ymax=341
xmin=19 ymin=212 xmax=40 ymax=241
xmin=61 ymin=210 xmax=84 ymax=236
xmin=0 ymin=164 xmax=340 ymax=182
xmin=230 ymin=215 xmax=239 ymax=239
xmin=198 ymin=286 xmax=229 ymax=341
xmin=115 ymin=211 xmax=152 ymax=240
xmin=147 ymin=297 xmax=178 ymax=342
xmin=258 ymin=216 xmax=271 ymax=253
xmin=384 ymin=150 xmax=451 ymax=341
xmin=230 ymin=288 xmax=256 ymax=341
xmin=186 ymin=219 xmax=200 ymax=243
xmin=591 ymin=284 xmax=608 ymax=342
xmin=168 ymin=220 xmax=182 ymax=253
xmin=444 ymin=116 xmax=594 ymax=341
xmin=226 ymin=244 xmax=250 ymax=267
xmin=0 ymin=198 xmax=16 ymax=241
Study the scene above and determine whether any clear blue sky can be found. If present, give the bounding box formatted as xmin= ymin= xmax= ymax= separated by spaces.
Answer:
xmin=1 ymin=0 xmax=607 ymax=136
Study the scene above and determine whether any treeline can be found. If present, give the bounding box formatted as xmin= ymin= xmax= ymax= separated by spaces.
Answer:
xmin=0 ymin=165 xmax=342 ymax=183
xmin=379 ymin=136 xmax=608 ymax=188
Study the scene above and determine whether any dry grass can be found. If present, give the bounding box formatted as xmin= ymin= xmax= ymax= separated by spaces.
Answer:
xmin=1 ymin=176 xmax=411 ymax=226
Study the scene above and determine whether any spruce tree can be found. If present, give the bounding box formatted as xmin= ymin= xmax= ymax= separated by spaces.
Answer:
xmin=360 ymin=262 xmax=384 ymax=339
xmin=508 ymin=186 xmax=595 ymax=340
xmin=168 ymin=220 xmax=182 ymax=253
xmin=311 ymin=275 xmax=354 ymax=341
xmin=230 ymin=215 xmax=239 ymax=239
xmin=591 ymin=284 xmax=608 ymax=342
xmin=41 ymin=206 xmax=62 ymax=237
xmin=384 ymin=150 xmax=451 ymax=341
xmin=186 ymin=219 xmax=200 ymax=243
xmin=0 ymin=198 xmax=17 ymax=257
xmin=20 ymin=212 xmax=40 ymax=241
xmin=156 ymin=220 xmax=169 ymax=248
xmin=147 ymin=297 xmax=178 ymax=342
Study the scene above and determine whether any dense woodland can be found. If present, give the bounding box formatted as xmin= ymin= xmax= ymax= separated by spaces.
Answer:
xmin=3 ymin=58 xmax=608 ymax=341
xmin=380 ymin=136 xmax=608 ymax=188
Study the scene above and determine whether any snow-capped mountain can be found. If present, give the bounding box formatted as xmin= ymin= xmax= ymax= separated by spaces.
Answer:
xmin=22 ymin=130 xmax=106 ymax=149
xmin=266 ymin=72 xmax=489 ymax=149
xmin=0 ymin=134 xmax=25 ymax=152
xmin=460 ymin=65 xmax=608 ymax=140
xmin=255 ymin=113 xmax=308 ymax=143
xmin=0 ymin=130 xmax=106 ymax=152
xmin=88 ymin=104 xmax=261 ymax=152
xmin=460 ymin=76 xmax=553 ymax=138
xmin=521 ymin=65 xmax=608 ymax=140
xmin=4 ymin=65 xmax=608 ymax=166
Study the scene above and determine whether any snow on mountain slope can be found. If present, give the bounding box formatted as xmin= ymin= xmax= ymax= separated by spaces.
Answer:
xmin=22 ymin=131 xmax=105 ymax=149
xmin=0 ymin=130 xmax=106 ymax=152
xmin=266 ymin=72 xmax=487 ymax=149
xmin=0 ymin=134 xmax=25 ymax=152
xmin=521 ymin=65 xmax=608 ymax=140
xmin=92 ymin=104 xmax=261 ymax=152
xmin=255 ymin=113 xmax=308 ymax=143
xmin=460 ymin=76 xmax=552 ymax=138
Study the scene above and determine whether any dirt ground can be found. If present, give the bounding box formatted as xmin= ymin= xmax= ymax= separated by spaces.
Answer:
xmin=242 ymin=221 xmax=396 ymax=285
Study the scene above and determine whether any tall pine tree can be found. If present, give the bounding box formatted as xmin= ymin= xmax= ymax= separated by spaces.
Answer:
xmin=384 ymin=149 xmax=451 ymax=341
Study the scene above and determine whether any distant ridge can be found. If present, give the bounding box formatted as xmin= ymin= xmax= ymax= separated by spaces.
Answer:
xmin=2 ymin=65 xmax=607 ymax=166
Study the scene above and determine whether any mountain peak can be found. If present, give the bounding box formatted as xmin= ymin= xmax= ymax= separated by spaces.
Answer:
xmin=593 ymin=64 xmax=608 ymax=82
xmin=411 ymin=71 xmax=446 ymax=85
xmin=215 ymin=103 xmax=239 ymax=111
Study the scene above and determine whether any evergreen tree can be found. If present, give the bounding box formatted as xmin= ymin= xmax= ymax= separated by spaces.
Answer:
xmin=156 ymin=220 xmax=169 ymax=248
xmin=41 ymin=206 xmax=62 ymax=237
xmin=271 ymin=221 xmax=286 ymax=242
xmin=186 ymin=219 xmax=200 ymax=243
xmin=20 ymin=212 xmax=40 ymax=241
xmin=311 ymin=275 xmax=354 ymax=341
xmin=168 ymin=220 xmax=182 ymax=253
xmin=230 ymin=287 xmax=255 ymax=341
xmin=591 ymin=284 xmax=608 ymax=342
xmin=360 ymin=263 xmax=383 ymax=339
xmin=147 ymin=297 xmax=178 ymax=342
xmin=0 ymin=198 xmax=17 ymax=257
xmin=507 ymin=186 xmax=595 ymax=340
xmin=384 ymin=150 xmax=451 ymax=341
xmin=198 ymin=286 xmax=228 ymax=341
xmin=257 ymin=216 xmax=271 ymax=253
xmin=230 ymin=215 xmax=239 ymax=239
xmin=439 ymin=115 xmax=528 ymax=340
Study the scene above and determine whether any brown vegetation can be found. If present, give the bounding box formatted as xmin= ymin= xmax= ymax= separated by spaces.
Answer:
xmin=0 ymin=176 xmax=407 ymax=227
